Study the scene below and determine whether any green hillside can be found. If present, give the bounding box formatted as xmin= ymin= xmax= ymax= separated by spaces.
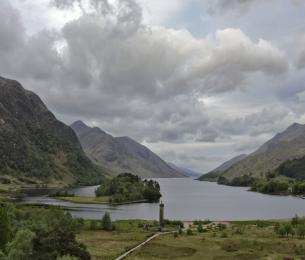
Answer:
xmin=0 ymin=77 xmax=106 ymax=189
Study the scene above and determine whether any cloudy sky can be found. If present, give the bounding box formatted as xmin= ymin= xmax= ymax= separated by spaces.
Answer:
xmin=1 ymin=0 xmax=305 ymax=173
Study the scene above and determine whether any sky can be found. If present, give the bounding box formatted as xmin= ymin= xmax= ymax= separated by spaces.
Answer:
xmin=1 ymin=0 xmax=305 ymax=173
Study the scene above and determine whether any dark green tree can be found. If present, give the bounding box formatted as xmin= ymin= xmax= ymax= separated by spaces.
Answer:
xmin=297 ymin=225 xmax=305 ymax=239
xmin=101 ymin=212 xmax=112 ymax=231
xmin=0 ymin=206 xmax=11 ymax=251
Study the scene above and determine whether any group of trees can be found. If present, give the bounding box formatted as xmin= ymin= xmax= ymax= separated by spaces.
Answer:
xmin=0 ymin=204 xmax=90 ymax=260
xmin=217 ymin=175 xmax=255 ymax=187
xmin=274 ymin=215 xmax=305 ymax=239
xmin=95 ymin=173 xmax=161 ymax=203
xmin=218 ymin=173 xmax=305 ymax=196
xmin=251 ymin=178 xmax=290 ymax=195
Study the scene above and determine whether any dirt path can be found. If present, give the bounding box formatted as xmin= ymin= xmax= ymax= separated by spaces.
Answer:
xmin=115 ymin=231 xmax=175 ymax=260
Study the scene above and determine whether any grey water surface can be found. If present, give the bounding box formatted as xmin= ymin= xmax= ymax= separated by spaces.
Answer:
xmin=23 ymin=178 xmax=305 ymax=221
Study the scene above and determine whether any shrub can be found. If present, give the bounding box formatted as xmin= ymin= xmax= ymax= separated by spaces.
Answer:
xmin=197 ymin=224 xmax=204 ymax=233
xmin=101 ymin=212 xmax=112 ymax=231
xmin=186 ymin=229 xmax=193 ymax=236
xmin=0 ymin=206 xmax=11 ymax=251
xmin=89 ymin=220 xmax=98 ymax=230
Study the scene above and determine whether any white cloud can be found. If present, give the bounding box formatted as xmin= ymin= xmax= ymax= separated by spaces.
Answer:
xmin=1 ymin=0 xmax=304 ymax=172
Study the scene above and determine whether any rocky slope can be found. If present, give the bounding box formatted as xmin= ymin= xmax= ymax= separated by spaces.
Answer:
xmin=198 ymin=154 xmax=247 ymax=181
xmin=0 ymin=76 xmax=106 ymax=187
xmin=71 ymin=121 xmax=183 ymax=178
xmin=207 ymin=123 xmax=305 ymax=180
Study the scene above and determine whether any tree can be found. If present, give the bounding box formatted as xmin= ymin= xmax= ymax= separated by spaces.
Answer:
xmin=0 ymin=206 xmax=10 ymax=251
xmin=7 ymin=229 xmax=35 ymax=260
xmin=101 ymin=212 xmax=112 ymax=231
xmin=297 ymin=225 xmax=305 ymax=239
xmin=292 ymin=214 xmax=300 ymax=227
xmin=197 ymin=224 xmax=204 ymax=233
xmin=284 ymin=223 xmax=293 ymax=237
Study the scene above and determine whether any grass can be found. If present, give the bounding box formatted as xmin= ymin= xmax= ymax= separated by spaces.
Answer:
xmin=77 ymin=220 xmax=159 ymax=260
xmin=126 ymin=222 xmax=305 ymax=260
xmin=56 ymin=196 xmax=109 ymax=204
xmin=55 ymin=196 xmax=149 ymax=205
xmin=79 ymin=220 xmax=305 ymax=260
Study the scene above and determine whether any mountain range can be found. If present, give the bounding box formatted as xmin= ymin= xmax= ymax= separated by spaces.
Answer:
xmin=167 ymin=163 xmax=202 ymax=177
xmin=199 ymin=123 xmax=305 ymax=181
xmin=0 ymin=76 xmax=107 ymax=187
xmin=71 ymin=121 xmax=183 ymax=178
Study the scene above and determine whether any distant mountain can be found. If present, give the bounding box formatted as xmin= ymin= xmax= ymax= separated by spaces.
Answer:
xmin=71 ymin=121 xmax=183 ymax=178
xmin=213 ymin=123 xmax=305 ymax=180
xmin=0 ymin=77 xmax=106 ymax=187
xmin=198 ymin=154 xmax=247 ymax=181
xmin=167 ymin=163 xmax=202 ymax=177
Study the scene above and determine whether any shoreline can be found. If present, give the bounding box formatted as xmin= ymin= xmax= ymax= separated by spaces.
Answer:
xmin=49 ymin=195 xmax=150 ymax=206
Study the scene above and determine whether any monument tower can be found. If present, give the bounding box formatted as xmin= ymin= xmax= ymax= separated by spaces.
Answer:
xmin=159 ymin=201 xmax=164 ymax=228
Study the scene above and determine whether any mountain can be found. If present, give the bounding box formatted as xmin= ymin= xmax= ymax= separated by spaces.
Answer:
xmin=71 ymin=121 xmax=183 ymax=178
xmin=212 ymin=123 xmax=305 ymax=180
xmin=0 ymin=76 xmax=106 ymax=187
xmin=167 ymin=163 xmax=202 ymax=177
xmin=198 ymin=154 xmax=247 ymax=181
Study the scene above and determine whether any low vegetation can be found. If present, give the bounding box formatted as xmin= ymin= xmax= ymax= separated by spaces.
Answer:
xmin=217 ymin=174 xmax=305 ymax=196
xmin=0 ymin=204 xmax=90 ymax=260
xmin=3 ymin=204 xmax=305 ymax=260
xmin=95 ymin=173 xmax=162 ymax=203
xmin=124 ymin=218 xmax=305 ymax=260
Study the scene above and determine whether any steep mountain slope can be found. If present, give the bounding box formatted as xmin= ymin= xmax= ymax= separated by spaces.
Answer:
xmin=0 ymin=77 xmax=106 ymax=187
xmin=167 ymin=163 xmax=202 ymax=177
xmin=71 ymin=121 xmax=183 ymax=178
xmin=220 ymin=123 xmax=305 ymax=180
xmin=276 ymin=156 xmax=305 ymax=180
xmin=198 ymin=154 xmax=247 ymax=181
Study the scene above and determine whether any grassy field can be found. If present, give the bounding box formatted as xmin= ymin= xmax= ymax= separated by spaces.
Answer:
xmin=56 ymin=196 xmax=148 ymax=205
xmin=77 ymin=220 xmax=160 ymax=259
xmin=56 ymin=196 xmax=110 ymax=204
xmin=79 ymin=220 xmax=305 ymax=260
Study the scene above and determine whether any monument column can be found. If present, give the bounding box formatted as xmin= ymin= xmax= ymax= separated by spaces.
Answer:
xmin=159 ymin=201 xmax=164 ymax=228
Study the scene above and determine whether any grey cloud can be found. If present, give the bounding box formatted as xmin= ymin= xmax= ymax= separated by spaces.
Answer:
xmin=0 ymin=0 xmax=299 ymax=171
xmin=296 ymin=40 xmax=305 ymax=70
xmin=205 ymin=0 xmax=261 ymax=15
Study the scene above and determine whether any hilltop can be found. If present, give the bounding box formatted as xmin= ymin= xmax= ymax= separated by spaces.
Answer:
xmin=71 ymin=121 xmax=183 ymax=178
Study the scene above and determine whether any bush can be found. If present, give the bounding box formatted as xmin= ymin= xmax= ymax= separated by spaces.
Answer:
xmin=0 ymin=206 xmax=11 ymax=251
xmin=101 ymin=212 xmax=112 ymax=231
xmin=221 ymin=232 xmax=228 ymax=238
xmin=89 ymin=220 xmax=99 ymax=230
xmin=197 ymin=224 xmax=204 ymax=233
xmin=297 ymin=225 xmax=305 ymax=239
xmin=6 ymin=229 xmax=35 ymax=260
xmin=186 ymin=229 xmax=193 ymax=236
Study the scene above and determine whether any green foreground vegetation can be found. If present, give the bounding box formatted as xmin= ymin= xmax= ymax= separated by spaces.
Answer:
xmin=1 ymin=203 xmax=305 ymax=259
xmin=81 ymin=217 xmax=305 ymax=260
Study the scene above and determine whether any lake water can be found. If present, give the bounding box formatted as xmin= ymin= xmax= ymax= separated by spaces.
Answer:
xmin=22 ymin=178 xmax=305 ymax=221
